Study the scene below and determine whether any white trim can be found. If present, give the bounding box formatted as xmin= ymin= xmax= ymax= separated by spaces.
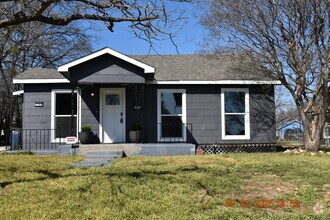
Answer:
xmin=13 ymin=79 xmax=69 ymax=84
xmin=51 ymin=89 xmax=78 ymax=143
xmin=221 ymin=88 xmax=250 ymax=140
xmin=99 ymin=88 xmax=126 ymax=143
xmin=157 ymin=89 xmax=187 ymax=142
xmin=78 ymin=88 xmax=82 ymax=133
xmin=13 ymin=90 xmax=24 ymax=95
xmin=58 ymin=47 xmax=155 ymax=74
xmin=149 ymin=80 xmax=281 ymax=85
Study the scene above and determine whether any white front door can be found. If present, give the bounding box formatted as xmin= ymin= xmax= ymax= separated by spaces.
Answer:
xmin=101 ymin=88 xmax=125 ymax=143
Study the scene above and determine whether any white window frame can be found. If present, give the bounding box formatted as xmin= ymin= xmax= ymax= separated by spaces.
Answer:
xmin=157 ymin=89 xmax=187 ymax=142
xmin=323 ymin=123 xmax=330 ymax=138
xmin=221 ymin=88 xmax=250 ymax=140
xmin=51 ymin=89 xmax=78 ymax=142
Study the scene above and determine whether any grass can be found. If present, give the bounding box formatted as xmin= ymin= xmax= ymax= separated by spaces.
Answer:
xmin=0 ymin=153 xmax=329 ymax=219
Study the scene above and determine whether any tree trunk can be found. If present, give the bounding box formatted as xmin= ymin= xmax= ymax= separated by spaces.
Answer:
xmin=304 ymin=127 xmax=322 ymax=152
xmin=301 ymin=112 xmax=326 ymax=152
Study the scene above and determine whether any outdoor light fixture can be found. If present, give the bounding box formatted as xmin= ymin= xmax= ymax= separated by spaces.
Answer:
xmin=91 ymin=92 xmax=94 ymax=97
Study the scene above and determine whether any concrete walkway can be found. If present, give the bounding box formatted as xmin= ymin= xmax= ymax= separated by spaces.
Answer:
xmin=71 ymin=150 xmax=123 ymax=167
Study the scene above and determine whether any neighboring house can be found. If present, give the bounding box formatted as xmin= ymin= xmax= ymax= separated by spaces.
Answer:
xmin=277 ymin=120 xmax=303 ymax=141
xmin=277 ymin=119 xmax=330 ymax=145
xmin=12 ymin=48 xmax=280 ymax=155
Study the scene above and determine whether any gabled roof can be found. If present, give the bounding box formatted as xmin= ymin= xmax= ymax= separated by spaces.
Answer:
xmin=131 ymin=54 xmax=276 ymax=82
xmin=58 ymin=47 xmax=155 ymax=74
xmin=13 ymin=48 xmax=281 ymax=84
xmin=278 ymin=120 xmax=303 ymax=131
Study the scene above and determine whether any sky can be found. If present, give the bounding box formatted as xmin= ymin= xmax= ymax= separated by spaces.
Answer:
xmin=84 ymin=2 xmax=205 ymax=55
xmin=78 ymin=2 xmax=293 ymax=107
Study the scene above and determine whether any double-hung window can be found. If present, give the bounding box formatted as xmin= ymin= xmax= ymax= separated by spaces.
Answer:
xmin=51 ymin=90 xmax=77 ymax=141
xmin=157 ymin=89 xmax=186 ymax=142
xmin=221 ymin=88 xmax=250 ymax=140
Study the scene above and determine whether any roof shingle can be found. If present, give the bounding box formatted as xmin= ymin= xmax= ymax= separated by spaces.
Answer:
xmin=15 ymin=68 xmax=66 ymax=79
xmin=14 ymin=54 xmax=275 ymax=81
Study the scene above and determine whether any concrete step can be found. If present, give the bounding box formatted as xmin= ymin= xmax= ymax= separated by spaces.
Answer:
xmin=86 ymin=150 xmax=123 ymax=157
xmin=86 ymin=155 xmax=119 ymax=159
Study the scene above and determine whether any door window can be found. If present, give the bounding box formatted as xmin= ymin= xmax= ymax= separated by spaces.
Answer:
xmin=106 ymin=94 xmax=120 ymax=105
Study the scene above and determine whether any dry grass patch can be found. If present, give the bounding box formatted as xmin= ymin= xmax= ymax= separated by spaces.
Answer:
xmin=168 ymin=155 xmax=238 ymax=165
xmin=239 ymin=173 xmax=296 ymax=200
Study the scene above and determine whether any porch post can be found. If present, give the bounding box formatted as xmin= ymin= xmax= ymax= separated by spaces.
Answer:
xmin=70 ymin=86 xmax=75 ymax=136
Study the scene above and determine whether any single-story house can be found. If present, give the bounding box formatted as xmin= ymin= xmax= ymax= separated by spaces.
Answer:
xmin=277 ymin=119 xmax=330 ymax=145
xmin=277 ymin=120 xmax=303 ymax=141
xmin=12 ymin=47 xmax=280 ymax=155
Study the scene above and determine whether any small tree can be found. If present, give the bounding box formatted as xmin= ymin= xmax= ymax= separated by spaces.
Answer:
xmin=201 ymin=0 xmax=330 ymax=151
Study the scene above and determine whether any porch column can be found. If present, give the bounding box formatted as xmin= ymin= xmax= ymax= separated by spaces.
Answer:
xmin=71 ymin=87 xmax=75 ymax=136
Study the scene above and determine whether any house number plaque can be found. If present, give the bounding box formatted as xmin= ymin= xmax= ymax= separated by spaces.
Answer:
xmin=34 ymin=102 xmax=44 ymax=107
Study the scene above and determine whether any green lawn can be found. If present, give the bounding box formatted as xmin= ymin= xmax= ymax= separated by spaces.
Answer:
xmin=0 ymin=153 xmax=329 ymax=219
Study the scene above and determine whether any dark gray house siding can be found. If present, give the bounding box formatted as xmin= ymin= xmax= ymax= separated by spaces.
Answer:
xmin=22 ymin=84 xmax=74 ymax=150
xmin=22 ymin=83 xmax=275 ymax=147
xmin=68 ymin=54 xmax=145 ymax=84
xmin=80 ymin=86 xmax=99 ymax=135
xmin=23 ymin=84 xmax=73 ymax=130
xmin=143 ymin=84 xmax=276 ymax=144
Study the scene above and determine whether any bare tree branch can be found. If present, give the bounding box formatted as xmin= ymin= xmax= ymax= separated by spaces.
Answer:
xmin=201 ymin=0 xmax=330 ymax=151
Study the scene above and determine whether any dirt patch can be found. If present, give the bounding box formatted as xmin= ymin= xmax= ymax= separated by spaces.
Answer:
xmin=323 ymin=183 xmax=330 ymax=188
xmin=323 ymin=183 xmax=330 ymax=202
xmin=223 ymin=174 xmax=304 ymax=213
xmin=196 ymin=189 xmax=212 ymax=202
xmin=239 ymin=174 xmax=296 ymax=200
xmin=170 ymin=158 xmax=213 ymax=165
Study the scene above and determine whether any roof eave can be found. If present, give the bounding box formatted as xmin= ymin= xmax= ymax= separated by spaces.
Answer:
xmin=149 ymin=80 xmax=281 ymax=85
xmin=58 ymin=47 xmax=155 ymax=74
xmin=13 ymin=78 xmax=70 ymax=84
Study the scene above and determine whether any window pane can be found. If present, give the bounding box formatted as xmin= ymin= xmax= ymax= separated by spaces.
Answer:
xmin=55 ymin=117 xmax=77 ymax=138
xmin=161 ymin=116 xmax=183 ymax=138
xmin=161 ymin=93 xmax=182 ymax=115
xmin=106 ymin=94 xmax=120 ymax=105
xmin=225 ymin=115 xmax=245 ymax=135
xmin=56 ymin=93 xmax=77 ymax=115
xmin=225 ymin=92 xmax=245 ymax=113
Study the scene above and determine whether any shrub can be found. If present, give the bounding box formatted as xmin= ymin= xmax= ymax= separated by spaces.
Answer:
xmin=81 ymin=124 xmax=92 ymax=132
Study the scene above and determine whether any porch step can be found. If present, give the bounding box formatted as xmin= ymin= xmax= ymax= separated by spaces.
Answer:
xmin=86 ymin=150 xmax=123 ymax=157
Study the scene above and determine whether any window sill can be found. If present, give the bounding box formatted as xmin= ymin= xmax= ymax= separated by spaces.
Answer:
xmin=222 ymin=135 xmax=250 ymax=140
